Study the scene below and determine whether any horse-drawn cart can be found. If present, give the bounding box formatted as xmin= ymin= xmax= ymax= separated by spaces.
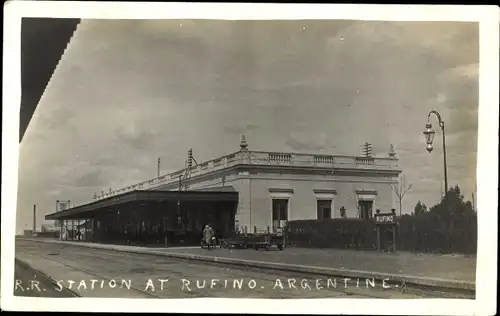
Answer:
xmin=221 ymin=230 xmax=285 ymax=251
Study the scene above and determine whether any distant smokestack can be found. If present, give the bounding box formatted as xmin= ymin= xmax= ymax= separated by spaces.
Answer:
xmin=157 ymin=157 xmax=161 ymax=178
xmin=33 ymin=204 xmax=36 ymax=233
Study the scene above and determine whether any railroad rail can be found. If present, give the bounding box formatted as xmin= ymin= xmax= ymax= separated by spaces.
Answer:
xmin=21 ymin=251 xmax=386 ymax=299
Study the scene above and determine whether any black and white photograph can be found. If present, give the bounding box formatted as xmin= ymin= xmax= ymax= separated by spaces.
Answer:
xmin=2 ymin=2 xmax=498 ymax=315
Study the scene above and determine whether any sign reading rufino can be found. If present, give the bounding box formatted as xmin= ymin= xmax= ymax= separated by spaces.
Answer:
xmin=374 ymin=213 xmax=395 ymax=224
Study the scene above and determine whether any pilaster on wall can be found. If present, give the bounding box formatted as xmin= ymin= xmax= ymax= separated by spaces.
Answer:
xmin=232 ymin=176 xmax=252 ymax=232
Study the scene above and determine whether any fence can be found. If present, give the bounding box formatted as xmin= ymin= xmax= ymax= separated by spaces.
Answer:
xmin=285 ymin=214 xmax=477 ymax=254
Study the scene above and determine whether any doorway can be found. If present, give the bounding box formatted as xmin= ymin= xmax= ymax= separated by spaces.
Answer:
xmin=359 ymin=200 xmax=373 ymax=220
xmin=317 ymin=200 xmax=332 ymax=219
xmin=272 ymin=199 xmax=289 ymax=232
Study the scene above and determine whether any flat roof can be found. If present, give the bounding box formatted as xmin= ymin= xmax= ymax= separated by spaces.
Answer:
xmin=45 ymin=189 xmax=238 ymax=220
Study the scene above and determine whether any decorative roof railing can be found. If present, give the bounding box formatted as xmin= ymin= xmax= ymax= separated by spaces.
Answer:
xmin=94 ymin=150 xmax=398 ymax=200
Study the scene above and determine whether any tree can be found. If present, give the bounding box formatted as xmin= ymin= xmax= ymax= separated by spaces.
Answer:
xmin=429 ymin=185 xmax=475 ymax=217
xmin=414 ymin=200 xmax=427 ymax=217
xmin=428 ymin=185 xmax=476 ymax=252
xmin=391 ymin=172 xmax=412 ymax=217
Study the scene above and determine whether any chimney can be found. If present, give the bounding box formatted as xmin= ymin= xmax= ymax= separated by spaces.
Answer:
xmin=240 ymin=134 xmax=248 ymax=151
xmin=388 ymin=144 xmax=396 ymax=158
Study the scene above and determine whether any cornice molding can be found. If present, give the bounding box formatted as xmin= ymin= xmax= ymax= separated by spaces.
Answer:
xmin=355 ymin=189 xmax=379 ymax=195
xmin=150 ymin=163 xmax=400 ymax=190
xmin=268 ymin=188 xmax=294 ymax=193
xmin=313 ymin=189 xmax=338 ymax=195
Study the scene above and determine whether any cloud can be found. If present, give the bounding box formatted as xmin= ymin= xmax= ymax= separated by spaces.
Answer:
xmin=117 ymin=123 xmax=161 ymax=151
xmin=446 ymin=107 xmax=479 ymax=136
xmin=285 ymin=131 xmax=328 ymax=152
xmin=223 ymin=124 xmax=259 ymax=135
xmin=438 ymin=63 xmax=479 ymax=83
xmin=71 ymin=169 xmax=108 ymax=188
xmin=16 ymin=19 xmax=479 ymax=232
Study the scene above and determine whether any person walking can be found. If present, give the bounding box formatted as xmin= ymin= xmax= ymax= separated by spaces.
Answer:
xmin=203 ymin=224 xmax=214 ymax=250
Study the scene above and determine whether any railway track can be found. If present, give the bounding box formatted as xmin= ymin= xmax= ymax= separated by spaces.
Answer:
xmin=35 ymin=254 xmax=162 ymax=299
xmin=14 ymin=259 xmax=80 ymax=298
xmin=16 ymin=240 xmax=474 ymax=299
xmin=32 ymin=252 xmax=396 ymax=299
xmin=398 ymin=281 xmax=475 ymax=299
xmin=153 ymin=254 xmax=474 ymax=299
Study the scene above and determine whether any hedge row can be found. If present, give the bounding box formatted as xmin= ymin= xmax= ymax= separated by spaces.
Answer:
xmin=285 ymin=215 xmax=477 ymax=254
xmin=286 ymin=219 xmax=377 ymax=250
xmin=397 ymin=214 xmax=477 ymax=254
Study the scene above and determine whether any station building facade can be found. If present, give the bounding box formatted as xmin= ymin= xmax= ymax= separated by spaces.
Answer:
xmin=79 ymin=136 xmax=402 ymax=235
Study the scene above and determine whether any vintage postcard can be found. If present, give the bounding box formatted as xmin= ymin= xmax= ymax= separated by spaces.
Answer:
xmin=2 ymin=2 xmax=498 ymax=315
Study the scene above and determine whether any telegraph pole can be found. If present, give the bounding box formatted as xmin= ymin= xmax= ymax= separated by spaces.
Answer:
xmin=33 ymin=204 xmax=37 ymax=233
xmin=157 ymin=157 xmax=161 ymax=178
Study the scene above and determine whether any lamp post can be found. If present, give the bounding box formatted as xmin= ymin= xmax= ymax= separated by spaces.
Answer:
xmin=423 ymin=110 xmax=448 ymax=198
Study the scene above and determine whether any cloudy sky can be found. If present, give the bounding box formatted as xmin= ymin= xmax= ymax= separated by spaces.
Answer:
xmin=17 ymin=19 xmax=479 ymax=234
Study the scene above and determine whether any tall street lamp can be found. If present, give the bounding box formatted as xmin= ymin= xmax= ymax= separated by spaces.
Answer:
xmin=423 ymin=110 xmax=448 ymax=198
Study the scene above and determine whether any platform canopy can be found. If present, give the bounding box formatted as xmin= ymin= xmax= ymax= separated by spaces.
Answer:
xmin=45 ymin=189 xmax=238 ymax=221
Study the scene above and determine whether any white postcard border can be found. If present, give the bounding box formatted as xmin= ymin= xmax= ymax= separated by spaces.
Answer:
xmin=2 ymin=2 xmax=498 ymax=315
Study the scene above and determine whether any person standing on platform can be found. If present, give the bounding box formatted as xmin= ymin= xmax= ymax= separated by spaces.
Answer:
xmin=203 ymin=224 xmax=214 ymax=250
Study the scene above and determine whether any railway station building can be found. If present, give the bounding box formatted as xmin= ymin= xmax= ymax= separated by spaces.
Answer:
xmin=45 ymin=136 xmax=402 ymax=246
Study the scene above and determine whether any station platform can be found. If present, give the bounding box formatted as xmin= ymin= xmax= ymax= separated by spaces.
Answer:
xmin=16 ymin=237 xmax=476 ymax=291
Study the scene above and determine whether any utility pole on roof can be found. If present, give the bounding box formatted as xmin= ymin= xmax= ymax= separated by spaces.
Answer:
xmin=362 ymin=142 xmax=373 ymax=157
xmin=181 ymin=148 xmax=198 ymax=191
xmin=188 ymin=149 xmax=193 ymax=168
